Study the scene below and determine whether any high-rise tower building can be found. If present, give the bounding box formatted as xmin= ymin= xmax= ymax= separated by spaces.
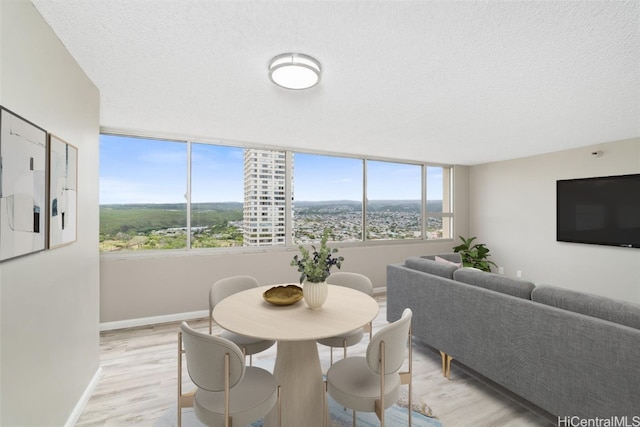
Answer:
xmin=243 ymin=149 xmax=290 ymax=246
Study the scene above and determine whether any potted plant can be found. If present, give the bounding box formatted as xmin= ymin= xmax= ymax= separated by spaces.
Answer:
xmin=290 ymin=229 xmax=344 ymax=309
xmin=452 ymin=236 xmax=497 ymax=272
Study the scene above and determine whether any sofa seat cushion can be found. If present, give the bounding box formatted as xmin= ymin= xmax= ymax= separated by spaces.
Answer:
xmin=532 ymin=285 xmax=640 ymax=330
xmin=405 ymin=257 xmax=458 ymax=279
xmin=453 ymin=268 xmax=535 ymax=299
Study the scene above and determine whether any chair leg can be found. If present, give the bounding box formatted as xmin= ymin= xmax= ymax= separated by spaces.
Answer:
xmin=364 ymin=321 xmax=373 ymax=340
xmin=409 ymin=379 xmax=412 ymax=427
xmin=352 ymin=409 xmax=356 ymax=427
xmin=408 ymin=326 xmax=413 ymax=427
xmin=224 ymin=353 xmax=230 ymax=427
xmin=343 ymin=338 xmax=347 ymax=360
xmin=379 ymin=341 xmax=386 ymax=427
xmin=278 ymin=385 xmax=282 ymax=427
xmin=241 ymin=346 xmax=252 ymax=366
xmin=177 ymin=331 xmax=194 ymax=427
xmin=323 ymin=381 xmax=327 ymax=427
xmin=178 ymin=331 xmax=182 ymax=427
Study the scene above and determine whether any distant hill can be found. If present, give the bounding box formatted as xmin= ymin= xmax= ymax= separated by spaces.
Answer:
xmin=101 ymin=202 xmax=243 ymax=211
xmin=294 ymin=200 xmax=362 ymax=207
xmin=294 ymin=200 xmax=442 ymax=212
xmin=100 ymin=200 xmax=442 ymax=211
xmin=100 ymin=202 xmax=243 ymax=236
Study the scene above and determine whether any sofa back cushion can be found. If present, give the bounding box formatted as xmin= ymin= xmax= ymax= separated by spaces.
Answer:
xmin=421 ymin=253 xmax=462 ymax=264
xmin=532 ymin=285 xmax=640 ymax=330
xmin=453 ymin=268 xmax=535 ymax=299
xmin=405 ymin=257 xmax=458 ymax=279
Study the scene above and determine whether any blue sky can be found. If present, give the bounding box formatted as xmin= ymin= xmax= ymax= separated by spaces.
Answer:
xmin=99 ymin=135 xmax=444 ymax=204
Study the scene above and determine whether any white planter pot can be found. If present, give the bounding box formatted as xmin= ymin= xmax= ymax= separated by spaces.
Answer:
xmin=303 ymin=280 xmax=328 ymax=310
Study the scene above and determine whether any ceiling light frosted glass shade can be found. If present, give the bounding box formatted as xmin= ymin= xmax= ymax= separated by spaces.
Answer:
xmin=269 ymin=53 xmax=321 ymax=90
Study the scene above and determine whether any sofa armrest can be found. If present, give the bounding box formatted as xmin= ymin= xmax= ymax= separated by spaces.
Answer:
xmin=405 ymin=257 xmax=458 ymax=279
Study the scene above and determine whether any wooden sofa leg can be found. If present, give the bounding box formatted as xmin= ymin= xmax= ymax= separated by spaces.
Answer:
xmin=439 ymin=351 xmax=453 ymax=379
xmin=445 ymin=354 xmax=453 ymax=379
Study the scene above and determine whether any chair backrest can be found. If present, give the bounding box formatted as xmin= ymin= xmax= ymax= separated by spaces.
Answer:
xmin=209 ymin=275 xmax=260 ymax=310
xmin=181 ymin=322 xmax=246 ymax=392
xmin=326 ymin=272 xmax=373 ymax=296
xmin=366 ymin=308 xmax=412 ymax=375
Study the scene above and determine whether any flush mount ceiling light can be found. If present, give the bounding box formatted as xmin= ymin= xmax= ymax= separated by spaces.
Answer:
xmin=269 ymin=53 xmax=321 ymax=90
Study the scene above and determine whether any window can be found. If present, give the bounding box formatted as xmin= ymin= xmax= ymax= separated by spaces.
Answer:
xmin=293 ymin=154 xmax=363 ymax=243
xmin=426 ymin=166 xmax=452 ymax=239
xmin=99 ymin=135 xmax=187 ymax=251
xmin=99 ymin=133 xmax=453 ymax=252
xmin=366 ymin=160 xmax=422 ymax=240
xmin=190 ymin=143 xmax=244 ymax=248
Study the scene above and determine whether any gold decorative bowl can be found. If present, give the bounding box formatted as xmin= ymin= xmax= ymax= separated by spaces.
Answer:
xmin=263 ymin=284 xmax=303 ymax=306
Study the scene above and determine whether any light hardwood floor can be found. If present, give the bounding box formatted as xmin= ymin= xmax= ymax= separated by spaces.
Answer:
xmin=77 ymin=297 xmax=555 ymax=426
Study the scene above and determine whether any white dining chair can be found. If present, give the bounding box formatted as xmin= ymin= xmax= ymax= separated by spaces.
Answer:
xmin=325 ymin=308 xmax=413 ymax=427
xmin=317 ymin=272 xmax=374 ymax=365
xmin=209 ymin=275 xmax=275 ymax=365
xmin=178 ymin=321 xmax=281 ymax=427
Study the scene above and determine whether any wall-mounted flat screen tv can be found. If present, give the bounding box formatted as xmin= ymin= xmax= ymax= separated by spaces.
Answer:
xmin=557 ymin=174 xmax=640 ymax=248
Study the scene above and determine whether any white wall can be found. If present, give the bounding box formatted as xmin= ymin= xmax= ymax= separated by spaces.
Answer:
xmin=469 ymin=138 xmax=640 ymax=303
xmin=100 ymin=240 xmax=457 ymax=322
xmin=0 ymin=0 xmax=100 ymax=425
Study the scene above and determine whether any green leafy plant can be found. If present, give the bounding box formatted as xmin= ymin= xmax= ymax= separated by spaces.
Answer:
xmin=452 ymin=236 xmax=497 ymax=272
xmin=290 ymin=229 xmax=344 ymax=283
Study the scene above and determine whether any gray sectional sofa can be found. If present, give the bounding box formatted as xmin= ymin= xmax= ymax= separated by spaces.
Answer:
xmin=387 ymin=254 xmax=640 ymax=420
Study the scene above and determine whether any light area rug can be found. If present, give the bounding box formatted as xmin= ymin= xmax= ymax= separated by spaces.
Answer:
xmin=158 ymin=393 xmax=442 ymax=427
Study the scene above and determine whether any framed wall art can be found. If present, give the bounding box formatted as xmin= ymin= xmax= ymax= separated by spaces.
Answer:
xmin=0 ymin=106 xmax=48 ymax=262
xmin=48 ymin=134 xmax=78 ymax=249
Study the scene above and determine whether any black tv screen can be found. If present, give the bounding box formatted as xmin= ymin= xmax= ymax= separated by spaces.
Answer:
xmin=557 ymin=174 xmax=640 ymax=248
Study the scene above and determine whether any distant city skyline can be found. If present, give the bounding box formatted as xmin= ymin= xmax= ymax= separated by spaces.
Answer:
xmin=99 ymin=134 xmax=444 ymax=204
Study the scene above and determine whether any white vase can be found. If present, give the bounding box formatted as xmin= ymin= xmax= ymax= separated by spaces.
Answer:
xmin=303 ymin=280 xmax=328 ymax=310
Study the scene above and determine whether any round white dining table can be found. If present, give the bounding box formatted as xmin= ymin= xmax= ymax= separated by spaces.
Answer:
xmin=212 ymin=284 xmax=379 ymax=427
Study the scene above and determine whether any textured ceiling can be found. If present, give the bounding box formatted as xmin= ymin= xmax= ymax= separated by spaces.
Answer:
xmin=31 ymin=0 xmax=640 ymax=165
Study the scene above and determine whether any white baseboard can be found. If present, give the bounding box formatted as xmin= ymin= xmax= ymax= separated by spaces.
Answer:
xmin=65 ymin=366 xmax=103 ymax=427
xmin=99 ymin=310 xmax=209 ymax=331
